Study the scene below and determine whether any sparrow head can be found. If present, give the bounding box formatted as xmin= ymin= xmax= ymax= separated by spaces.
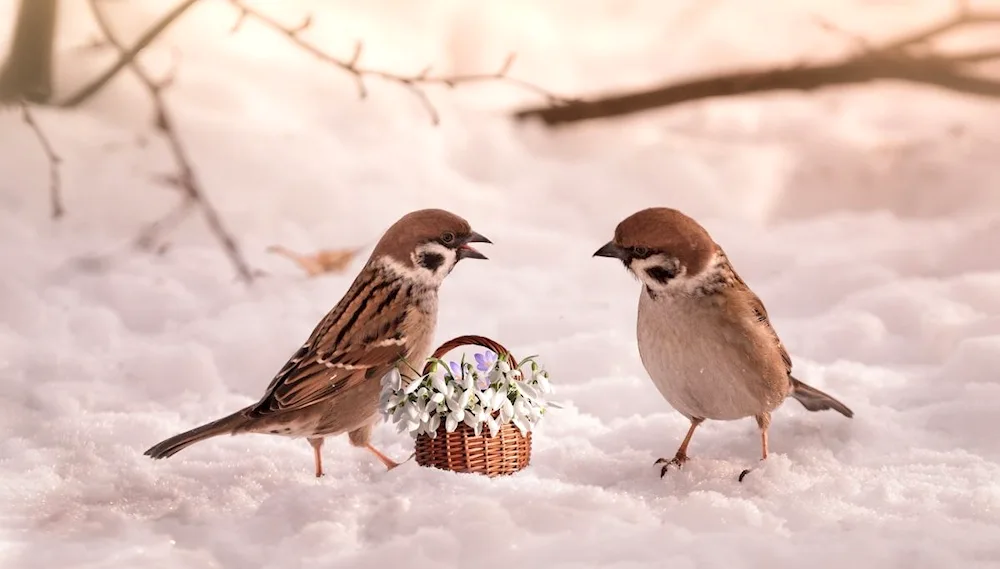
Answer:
xmin=371 ymin=208 xmax=491 ymax=285
xmin=593 ymin=207 xmax=717 ymax=293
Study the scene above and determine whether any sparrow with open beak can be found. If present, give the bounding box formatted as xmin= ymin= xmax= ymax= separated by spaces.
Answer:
xmin=594 ymin=207 xmax=853 ymax=481
xmin=145 ymin=209 xmax=491 ymax=477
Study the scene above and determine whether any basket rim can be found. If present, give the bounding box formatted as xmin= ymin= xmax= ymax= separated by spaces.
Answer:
xmin=421 ymin=334 xmax=516 ymax=375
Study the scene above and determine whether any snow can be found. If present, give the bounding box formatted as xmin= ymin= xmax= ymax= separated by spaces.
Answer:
xmin=3 ymin=0 xmax=1000 ymax=567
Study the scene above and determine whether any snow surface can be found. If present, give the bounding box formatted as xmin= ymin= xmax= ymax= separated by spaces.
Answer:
xmin=3 ymin=0 xmax=1000 ymax=567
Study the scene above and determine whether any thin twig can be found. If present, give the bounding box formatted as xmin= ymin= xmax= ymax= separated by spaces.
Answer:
xmin=61 ymin=0 xmax=201 ymax=108
xmin=87 ymin=0 xmax=255 ymax=284
xmin=227 ymin=0 xmax=569 ymax=124
xmin=19 ymin=101 xmax=63 ymax=218
xmin=513 ymin=2 xmax=1000 ymax=126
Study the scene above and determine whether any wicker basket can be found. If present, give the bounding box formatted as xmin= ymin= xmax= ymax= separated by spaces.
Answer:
xmin=413 ymin=335 xmax=532 ymax=477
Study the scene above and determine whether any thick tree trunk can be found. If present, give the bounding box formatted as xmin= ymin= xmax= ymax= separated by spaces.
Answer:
xmin=0 ymin=0 xmax=59 ymax=104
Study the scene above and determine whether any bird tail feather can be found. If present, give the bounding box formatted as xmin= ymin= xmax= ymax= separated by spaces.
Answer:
xmin=789 ymin=376 xmax=854 ymax=418
xmin=144 ymin=411 xmax=247 ymax=459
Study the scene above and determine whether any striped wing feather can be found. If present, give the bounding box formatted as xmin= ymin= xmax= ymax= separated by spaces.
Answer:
xmin=246 ymin=267 xmax=413 ymax=418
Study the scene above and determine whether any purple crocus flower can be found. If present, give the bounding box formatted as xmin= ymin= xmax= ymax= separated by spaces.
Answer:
xmin=475 ymin=350 xmax=497 ymax=372
xmin=449 ymin=360 xmax=462 ymax=379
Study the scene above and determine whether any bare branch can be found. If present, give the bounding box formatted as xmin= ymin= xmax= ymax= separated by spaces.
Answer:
xmin=18 ymin=101 xmax=63 ymax=218
xmin=87 ymin=0 xmax=255 ymax=284
xmin=513 ymin=7 xmax=1000 ymax=127
xmin=60 ymin=0 xmax=201 ymax=108
xmin=227 ymin=0 xmax=568 ymax=124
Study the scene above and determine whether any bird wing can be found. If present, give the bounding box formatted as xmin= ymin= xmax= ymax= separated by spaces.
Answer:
xmin=728 ymin=266 xmax=793 ymax=376
xmin=245 ymin=274 xmax=414 ymax=418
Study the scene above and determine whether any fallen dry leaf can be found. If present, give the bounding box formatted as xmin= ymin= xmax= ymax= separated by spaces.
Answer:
xmin=267 ymin=244 xmax=362 ymax=277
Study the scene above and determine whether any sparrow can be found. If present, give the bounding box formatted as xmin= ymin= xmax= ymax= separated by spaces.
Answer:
xmin=593 ymin=207 xmax=853 ymax=481
xmin=144 ymin=208 xmax=491 ymax=477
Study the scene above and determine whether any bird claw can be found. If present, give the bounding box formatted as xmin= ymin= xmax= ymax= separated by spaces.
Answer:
xmin=655 ymin=454 xmax=688 ymax=478
xmin=738 ymin=458 xmax=767 ymax=483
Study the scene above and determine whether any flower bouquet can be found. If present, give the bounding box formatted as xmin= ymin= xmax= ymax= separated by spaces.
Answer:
xmin=379 ymin=335 xmax=554 ymax=477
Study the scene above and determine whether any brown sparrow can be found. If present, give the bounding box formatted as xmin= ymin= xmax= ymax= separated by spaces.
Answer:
xmin=593 ymin=207 xmax=853 ymax=481
xmin=144 ymin=209 xmax=491 ymax=477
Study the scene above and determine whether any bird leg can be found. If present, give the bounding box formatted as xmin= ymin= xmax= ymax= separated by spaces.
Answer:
xmin=307 ymin=437 xmax=324 ymax=478
xmin=739 ymin=415 xmax=770 ymax=482
xmin=655 ymin=418 xmax=703 ymax=478
xmin=366 ymin=444 xmax=406 ymax=470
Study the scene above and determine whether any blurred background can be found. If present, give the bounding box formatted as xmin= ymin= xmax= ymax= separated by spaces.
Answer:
xmin=3 ymin=2 xmax=1000 ymax=566
xmin=3 ymin=0 xmax=1000 ymax=258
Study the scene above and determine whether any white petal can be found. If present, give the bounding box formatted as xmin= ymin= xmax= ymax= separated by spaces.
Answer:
xmin=499 ymin=402 xmax=513 ymax=424
xmin=537 ymin=375 xmax=552 ymax=393
xmin=487 ymin=417 xmax=499 ymax=438
xmin=428 ymin=413 xmax=441 ymax=433
xmin=383 ymin=368 xmax=403 ymax=390
xmin=431 ymin=392 xmax=445 ymax=404
xmin=491 ymin=390 xmax=507 ymax=411
xmin=458 ymin=389 xmax=473 ymax=409
xmin=404 ymin=378 xmax=423 ymax=395
xmin=511 ymin=417 xmax=528 ymax=435
xmin=406 ymin=405 xmax=419 ymax=420
xmin=452 ymin=409 xmax=466 ymax=423
xmin=463 ymin=413 xmax=478 ymax=430
xmin=392 ymin=405 xmax=406 ymax=422
xmin=498 ymin=360 xmax=511 ymax=374
xmin=431 ymin=373 xmax=448 ymax=394
xmin=502 ymin=398 xmax=514 ymax=416
xmin=473 ymin=420 xmax=483 ymax=436
xmin=517 ymin=381 xmax=540 ymax=401
xmin=445 ymin=414 xmax=458 ymax=433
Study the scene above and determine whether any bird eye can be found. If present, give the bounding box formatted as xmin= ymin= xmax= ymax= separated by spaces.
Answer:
xmin=632 ymin=246 xmax=649 ymax=257
xmin=441 ymin=231 xmax=456 ymax=244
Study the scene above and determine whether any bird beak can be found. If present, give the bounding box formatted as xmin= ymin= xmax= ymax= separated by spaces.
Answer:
xmin=457 ymin=231 xmax=491 ymax=260
xmin=592 ymin=241 xmax=626 ymax=260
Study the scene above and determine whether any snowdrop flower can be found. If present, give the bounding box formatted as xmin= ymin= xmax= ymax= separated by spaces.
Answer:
xmin=534 ymin=370 xmax=552 ymax=394
xmin=431 ymin=371 xmax=448 ymax=395
xmin=381 ymin=352 xmax=556 ymax=439
xmin=490 ymin=389 xmax=507 ymax=411
xmin=516 ymin=380 xmax=540 ymax=402
xmin=404 ymin=377 xmax=423 ymax=395
xmin=486 ymin=416 xmax=500 ymax=438
xmin=445 ymin=411 xmax=461 ymax=433
xmin=457 ymin=388 xmax=473 ymax=410
xmin=499 ymin=398 xmax=514 ymax=423
xmin=383 ymin=368 xmax=403 ymax=391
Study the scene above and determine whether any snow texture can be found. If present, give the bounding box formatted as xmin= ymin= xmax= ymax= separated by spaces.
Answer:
xmin=2 ymin=0 xmax=1000 ymax=568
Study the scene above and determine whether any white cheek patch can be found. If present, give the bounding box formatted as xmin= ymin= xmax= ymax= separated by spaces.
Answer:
xmin=378 ymin=243 xmax=457 ymax=288
xmin=628 ymin=254 xmax=684 ymax=291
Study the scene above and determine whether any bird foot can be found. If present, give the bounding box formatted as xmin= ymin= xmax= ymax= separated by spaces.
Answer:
xmin=654 ymin=453 xmax=689 ymax=478
xmin=385 ymin=452 xmax=416 ymax=471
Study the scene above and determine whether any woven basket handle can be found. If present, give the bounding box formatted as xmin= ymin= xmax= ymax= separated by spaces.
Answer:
xmin=421 ymin=335 xmax=516 ymax=375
